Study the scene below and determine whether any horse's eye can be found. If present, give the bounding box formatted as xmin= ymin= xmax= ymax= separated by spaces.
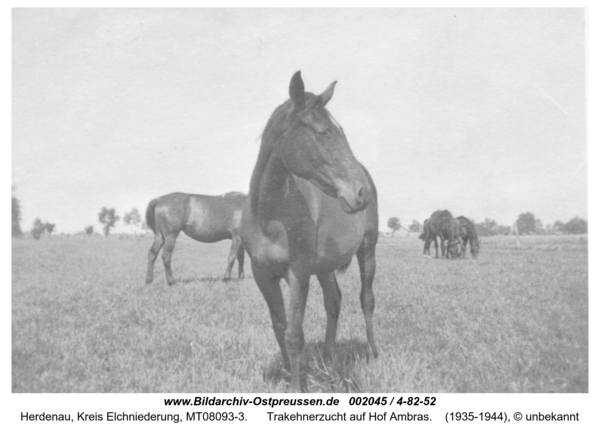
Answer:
xmin=316 ymin=129 xmax=327 ymax=136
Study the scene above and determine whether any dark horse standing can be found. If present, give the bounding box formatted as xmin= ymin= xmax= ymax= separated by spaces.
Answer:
xmin=422 ymin=210 xmax=461 ymax=259
xmin=145 ymin=192 xmax=246 ymax=285
xmin=456 ymin=216 xmax=480 ymax=259
xmin=241 ymin=72 xmax=379 ymax=392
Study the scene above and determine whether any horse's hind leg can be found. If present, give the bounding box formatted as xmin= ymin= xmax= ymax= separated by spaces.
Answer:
xmin=316 ymin=272 xmax=342 ymax=348
xmin=223 ymin=236 xmax=241 ymax=280
xmin=236 ymin=242 xmax=245 ymax=279
xmin=146 ymin=233 xmax=165 ymax=284
xmin=161 ymin=233 xmax=179 ymax=286
xmin=356 ymin=238 xmax=378 ymax=359
xmin=434 ymin=237 xmax=439 ymax=258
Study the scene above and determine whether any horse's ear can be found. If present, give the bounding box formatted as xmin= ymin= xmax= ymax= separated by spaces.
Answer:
xmin=320 ymin=81 xmax=337 ymax=106
xmin=289 ymin=71 xmax=305 ymax=109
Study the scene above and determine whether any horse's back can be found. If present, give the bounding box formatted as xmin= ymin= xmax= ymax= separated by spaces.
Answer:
xmin=182 ymin=194 xmax=244 ymax=243
xmin=428 ymin=209 xmax=458 ymax=238
xmin=152 ymin=192 xmax=245 ymax=242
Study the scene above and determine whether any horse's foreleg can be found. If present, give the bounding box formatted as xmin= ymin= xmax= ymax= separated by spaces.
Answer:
xmin=434 ymin=237 xmax=439 ymax=258
xmin=440 ymin=237 xmax=446 ymax=258
xmin=423 ymin=237 xmax=431 ymax=256
xmin=223 ymin=236 xmax=240 ymax=280
xmin=252 ymin=262 xmax=289 ymax=371
xmin=161 ymin=234 xmax=178 ymax=286
xmin=316 ymin=272 xmax=342 ymax=347
xmin=146 ymin=234 xmax=164 ymax=284
xmin=357 ymin=240 xmax=378 ymax=359
xmin=236 ymin=243 xmax=245 ymax=279
xmin=285 ymin=263 xmax=311 ymax=392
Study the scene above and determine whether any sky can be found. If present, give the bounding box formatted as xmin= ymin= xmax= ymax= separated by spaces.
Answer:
xmin=12 ymin=8 xmax=587 ymax=234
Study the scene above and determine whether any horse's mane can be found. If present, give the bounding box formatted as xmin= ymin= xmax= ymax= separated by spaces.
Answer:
xmin=249 ymin=101 xmax=292 ymax=216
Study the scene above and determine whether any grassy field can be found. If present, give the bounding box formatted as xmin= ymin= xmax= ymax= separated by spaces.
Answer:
xmin=12 ymin=234 xmax=588 ymax=393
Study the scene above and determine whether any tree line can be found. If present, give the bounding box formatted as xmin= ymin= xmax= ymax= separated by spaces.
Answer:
xmin=386 ymin=212 xmax=587 ymax=237
xmin=12 ymin=189 xmax=586 ymax=239
xmin=11 ymin=190 xmax=147 ymax=239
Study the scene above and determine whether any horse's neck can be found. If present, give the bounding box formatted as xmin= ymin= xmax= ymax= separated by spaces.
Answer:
xmin=256 ymin=152 xmax=291 ymax=222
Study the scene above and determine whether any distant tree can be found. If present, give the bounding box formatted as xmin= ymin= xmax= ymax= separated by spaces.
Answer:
xmin=553 ymin=220 xmax=565 ymax=234
xmin=535 ymin=218 xmax=544 ymax=235
xmin=123 ymin=208 xmax=142 ymax=233
xmin=31 ymin=218 xmax=46 ymax=240
xmin=98 ymin=207 xmax=119 ymax=237
xmin=475 ymin=218 xmax=497 ymax=236
xmin=496 ymin=224 xmax=511 ymax=236
xmin=474 ymin=218 xmax=510 ymax=236
xmin=12 ymin=196 xmax=22 ymax=238
xmin=387 ymin=217 xmax=401 ymax=237
xmin=562 ymin=217 xmax=587 ymax=234
xmin=516 ymin=212 xmax=536 ymax=235
xmin=84 ymin=225 xmax=94 ymax=235
xmin=408 ymin=220 xmax=422 ymax=232
xmin=545 ymin=224 xmax=556 ymax=235
xmin=44 ymin=222 xmax=56 ymax=235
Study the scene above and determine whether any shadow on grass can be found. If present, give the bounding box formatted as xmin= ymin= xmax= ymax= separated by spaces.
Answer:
xmin=178 ymin=275 xmax=252 ymax=284
xmin=262 ymin=339 xmax=374 ymax=393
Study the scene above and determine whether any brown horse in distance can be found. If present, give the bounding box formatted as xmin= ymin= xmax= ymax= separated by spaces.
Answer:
xmin=456 ymin=216 xmax=480 ymax=259
xmin=422 ymin=210 xmax=461 ymax=259
xmin=241 ymin=71 xmax=378 ymax=392
xmin=145 ymin=192 xmax=246 ymax=285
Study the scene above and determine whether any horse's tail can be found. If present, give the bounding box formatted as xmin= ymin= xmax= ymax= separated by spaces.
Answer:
xmin=145 ymin=198 xmax=158 ymax=234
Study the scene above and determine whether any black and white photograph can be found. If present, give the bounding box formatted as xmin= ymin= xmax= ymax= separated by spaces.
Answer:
xmin=10 ymin=5 xmax=591 ymax=413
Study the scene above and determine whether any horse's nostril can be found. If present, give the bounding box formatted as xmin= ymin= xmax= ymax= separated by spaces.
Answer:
xmin=357 ymin=187 xmax=365 ymax=204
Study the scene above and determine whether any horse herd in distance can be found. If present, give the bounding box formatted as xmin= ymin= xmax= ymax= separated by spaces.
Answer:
xmin=419 ymin=210 xmax=480 ymax=260
xmin=142 ymin=71 xmax=477 ymax=391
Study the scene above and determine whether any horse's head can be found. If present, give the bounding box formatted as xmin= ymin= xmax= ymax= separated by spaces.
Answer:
xmin=447 ymin=239 xmax=461 ymax=259
xmin=274 ymin=71 xmax=372 ymax=214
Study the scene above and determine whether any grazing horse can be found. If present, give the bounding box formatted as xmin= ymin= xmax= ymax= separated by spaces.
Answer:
xmin=456 ymin=216 xmax=480 ymax=259
xmin=422 ymin=210 xmax=461 ymax=259
xmin=241 ymin=71 xmax=378 ymax=392
xmin=419 ymin=218 xmax=439 ymax=258
xmin=145 ymin=192 xmax=246 ymax=285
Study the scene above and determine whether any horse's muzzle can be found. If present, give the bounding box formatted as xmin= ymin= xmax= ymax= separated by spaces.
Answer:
xmin=338 ymin=185 xmax=368 ymax=214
